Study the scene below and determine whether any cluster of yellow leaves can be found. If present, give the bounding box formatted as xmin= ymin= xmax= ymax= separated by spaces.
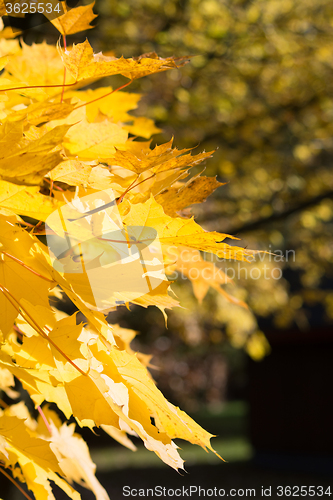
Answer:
xmin=0 ymin=3 xmax=253 ymax=499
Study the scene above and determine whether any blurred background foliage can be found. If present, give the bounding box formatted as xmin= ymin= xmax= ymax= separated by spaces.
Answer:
xmin=21 ymin=0 xmax=333 ymax=412
xmin=92 ymin=0 xmax=333 ymax=411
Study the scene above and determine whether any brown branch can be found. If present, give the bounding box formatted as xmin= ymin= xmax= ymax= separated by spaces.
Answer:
xmin=0 ymin=466 xmax=34 ymax=500
xmin=222 ymin=189 xmax=333 ymax=236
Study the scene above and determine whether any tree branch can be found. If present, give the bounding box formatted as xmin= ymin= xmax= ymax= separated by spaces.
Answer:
xmin=226 ymin=189 xmax=333 ymax=236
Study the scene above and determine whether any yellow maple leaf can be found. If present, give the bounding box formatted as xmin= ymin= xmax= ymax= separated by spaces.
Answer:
xmin=0 ymin=366 xmax=19 ymax=398
xmin=0 ymin=5 xmax=261 ymax=488
xmin=37 ymin=407 xmax=110 ymax=500
xmin=0 ymin=180 xmax=63 ymax=221
xmin=1 ymin=41 xmax=75 ymax=99
xmin=124 ymin=116 xmax=162 ymax=139
xmin=49 ymin=160 xmax=126 ymax=193
xmin=46 ymin=313 xmax=219 ymax=469
xmin=58 ymin=39 xmax=188 ymax=83
xmin=67 ymin=87 xmax=142 ymax=123
xmin=101 ymin=424 xmax=137 ymax=451
xmin=51 ymin=2 xmax=97 ymax=35
xmin=0 ymin=121 xmax=70 ymax=185
xmin=0 ymin=412 xmax=81 ymax=500
xmin=121 ymin=196 xmax=251 ymax=260
xmin=63 ymin=119 xmax=128 ymax=160
xmin=12 ymin=99 xmax=75 ymax=127
xmin=0 ymin=338 xmax=74 ymax=419
xmin=0 ymin=217 xmax=54 ymax=334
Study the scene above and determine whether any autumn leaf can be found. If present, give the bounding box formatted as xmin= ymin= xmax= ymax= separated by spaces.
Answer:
xmin=111 ymin=138 xmax=213 ymax=175
xmin=124 ymin=117 xmax=162 ymax=139
xmin=0 ymin=217 xmax=54 ymax=333
xmin=14 ymin=99 xmax=75 ymax=127
xmin=0 ymin=122 xmax=71 ymax=185
xmin=51 ymin=2 xmax=97 ymax=35
xmin=0 ymin=411 xmax=81 ymax=500
xmin=0 ymin=180 xmax=63 ymax=221
xmin=58 ymin=39 xmax=188 ymax=83
xmin=63 ymin=119 xmax=128 ymax=160
xmin=1 ymin=41 xmax=75 ymax=98
xmin=66 ymin=87 xmax=142 ymax=123
xmin=120 ymin=196 xmax=251 ymax=261
xmin=155 ymin=172 xmax=225 ymax=217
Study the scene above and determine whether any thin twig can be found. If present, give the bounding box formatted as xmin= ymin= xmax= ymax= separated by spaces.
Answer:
xmin=0 ymin=466 xmax=34 ymax=500
xmin=0 ymin=285 xmax=88 ymax=376
xmin=37 ymin=406 xmax=52 ymax=435
xmin=0 ymin=81 xmax=78 ymax=93
xmin=116 ymin=174 xmax=140 ymax=205
xmin=116 ymin=173 xmax=156 ymax=205
xmin=74 ymin=79 xmax=134 ymax=111
xmin=13 ymin=325 xmax=24 ymax=340
xmin=60 ymin=34 xmax=67 ymax=104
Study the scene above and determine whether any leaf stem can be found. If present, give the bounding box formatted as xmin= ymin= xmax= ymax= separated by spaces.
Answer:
xmin=0 ymin=81 xmax=78 ymax=93
xmin=60 ymin=34 xmax=67 ymax=104
xmin=129 ymin=172 xmax=156 ymax=191
xmin=0 ymin=285 xmax=88 ymax=376
xmin=29 ymin=220 xmax=43 ymax=235
xmin=37 ymin=405 xmax=52 ymax=435
xmin=44 ymin=177 xmax=65 ymax=192
xmin=116 ymin=172 xmax=156 ymax=204
xmin=1 ymin=251 xmax=55 ymax=283
xmin=74 ymin=79 xmax=134 ymax=111
xmin=116 ymin=174 xmax=140 ymax=205
xmin=13 ymin=324 xmax=24 ymax=340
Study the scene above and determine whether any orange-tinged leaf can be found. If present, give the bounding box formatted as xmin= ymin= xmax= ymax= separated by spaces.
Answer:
xmin=58 ymin=39 xmax=188 ymax=83
xmin=111 ymin=139 xmax=213 ymax=175
xmin=164 ymin=246 xmax=248 ymax=307
xmin=156 ymin=173 xmax=225 ymax=217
